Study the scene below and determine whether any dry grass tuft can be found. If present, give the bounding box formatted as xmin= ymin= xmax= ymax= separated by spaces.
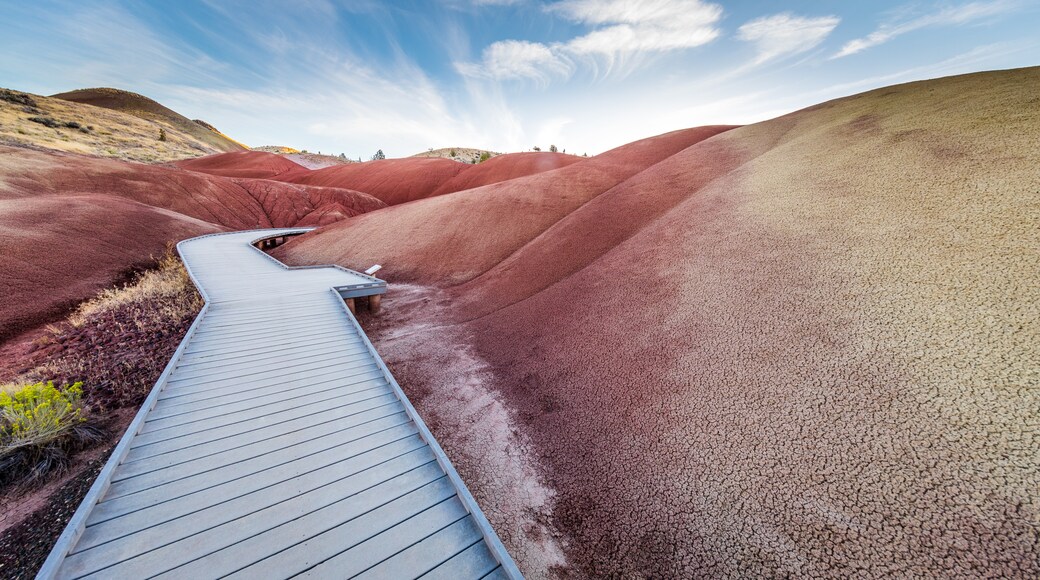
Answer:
xmin=68 ymin=244 xmax=202 ymax=328
xmin=19 ymin=245 xmax=203 ymax=411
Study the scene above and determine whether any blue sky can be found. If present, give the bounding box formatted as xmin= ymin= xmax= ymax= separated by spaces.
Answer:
xmin=2 ymin=0 xmax=1037 ymax=158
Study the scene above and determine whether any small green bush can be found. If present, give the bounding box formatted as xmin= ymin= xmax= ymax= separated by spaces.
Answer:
xmin=0 ymin=381 xmax=100 ymax=485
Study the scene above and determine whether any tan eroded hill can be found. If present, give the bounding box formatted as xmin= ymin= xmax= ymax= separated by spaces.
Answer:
xmin=411 ymin=147 xmax=500 ymax=164
xmin=0 ymin=88 xmax=237 ymax=163
xmin=51 ymin=87 xmax=245 ymax=153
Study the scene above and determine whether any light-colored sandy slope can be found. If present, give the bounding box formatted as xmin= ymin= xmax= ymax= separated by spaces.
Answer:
xmin=0 ymin=88 xmax=236 ymax=163
xmin=51 ymin=87 xmax=245 ymax=153
xmin=411 ymin=147 xmax=500 ymax=164
xmin=282 ymin=152 xmax=355 ymax=169
xmin=279 ymin=67 xmax=1040 ymax=577
xmin=251 ymin=146 xmax=358 ymax=169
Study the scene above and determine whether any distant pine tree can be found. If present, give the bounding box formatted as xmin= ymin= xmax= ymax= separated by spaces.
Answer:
xmin=372 ymin=149 xmax=385 ymax=160
xmin=549 ymin=144 xmax=558 ymax=153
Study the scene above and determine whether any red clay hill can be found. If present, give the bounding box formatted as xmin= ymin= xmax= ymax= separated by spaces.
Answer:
xmin=0 ymin=146 xmax=384 ymax=342
xmin=172 ymin=151 xmax=308 ymax=180
xmin=428 ymin=151 xmax=583 ymax=197
xmin=273 ymin=125 xmax=735 ymax=282
xmin=278 ymin=157 xmax=469 ymax=205
xmin=273 ymin=151 xmax=584 ymax=205
xmin=274 ymin=67 xmax=1040 ymax=578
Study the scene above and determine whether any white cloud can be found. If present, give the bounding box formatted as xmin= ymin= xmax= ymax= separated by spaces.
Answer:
xmin=457 ymin=0 xmax=722 ymax=82
xmin=455 ymin=40 xmax=573 ymax=83
xmin=834 ymin=1 xmax=1018 ymax=58
xmin=552 ymin=0 xmax=722 ymax=55
xmin=737 ymin=13 xmax=840 ymax=65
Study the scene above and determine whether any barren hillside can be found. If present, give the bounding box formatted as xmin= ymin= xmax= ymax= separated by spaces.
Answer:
xmin=275 ymin=67 xmax=1040 ymax=577
xmin=0 ymin=146 xmax=384 ymax=341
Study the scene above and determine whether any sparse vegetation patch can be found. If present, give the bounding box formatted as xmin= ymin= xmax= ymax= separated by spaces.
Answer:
xmin=0 ymin=381 xmax=101 ymax=486
xmin=0 ymin=89 xmax=37 ymax=108
xmin=27 ymin=116 xmax=60 ymax=129
xmin=22 ymin=247 xmax=204 ymax=409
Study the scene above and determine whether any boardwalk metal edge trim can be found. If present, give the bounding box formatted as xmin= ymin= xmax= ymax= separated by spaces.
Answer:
xmin=328 ymin=288 xmax=524 ymax=580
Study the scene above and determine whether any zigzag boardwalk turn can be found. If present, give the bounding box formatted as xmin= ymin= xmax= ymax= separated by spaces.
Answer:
xmin=39 ymin=229 xmax=520 ymax=580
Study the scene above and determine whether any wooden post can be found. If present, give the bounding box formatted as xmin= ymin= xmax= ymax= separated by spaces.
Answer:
xmin=345 ymin=298 xmax=356 ymax=315
xmin=370 ymin=294 xmax=382 ymax=314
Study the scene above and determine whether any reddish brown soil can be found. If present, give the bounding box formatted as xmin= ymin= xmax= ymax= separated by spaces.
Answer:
xmin=0 ymin=146 xmax=385 ymax=341
xmin=428 ymin=152 xmax=585 ymax=197
xmin=0 ymin=449 xmax=112 ymax=579
xmin=278 ymin=157 xmax=471 ymax=205
xmin=272 ymin=125 xmax=735 ymax=283
xmin=231 ymin=179 xmax=385 ymax=227
xmin=0 ymin=193 xmax=216 ymax=342
xmin=278 ymin=68 xmax=1040 ymax=577
xmin=172 ymin=150 xmax=308 ymax=179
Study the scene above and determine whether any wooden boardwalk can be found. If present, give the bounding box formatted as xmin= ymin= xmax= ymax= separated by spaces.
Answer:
xmin=39 ymin=229 xmax=521 ymax=580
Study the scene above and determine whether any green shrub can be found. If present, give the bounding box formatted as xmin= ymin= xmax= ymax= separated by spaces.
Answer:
xmin=0 ymin=381 xmax=100 ymax=485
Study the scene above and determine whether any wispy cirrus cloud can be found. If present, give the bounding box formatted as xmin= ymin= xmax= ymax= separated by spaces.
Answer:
xmin=834 ymin=0 xmax=1018 ymax=58
xmin=456 ymin=0 xmax=723 ymax=82
xmin=737 ymin=13 xmax=841 ymax=65
xmin=550 ymin=0 xmax=722 ymax=55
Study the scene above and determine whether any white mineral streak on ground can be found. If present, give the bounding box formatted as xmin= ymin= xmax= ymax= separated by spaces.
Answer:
xmin=366 ymin=284 xmax=569 ymax=579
